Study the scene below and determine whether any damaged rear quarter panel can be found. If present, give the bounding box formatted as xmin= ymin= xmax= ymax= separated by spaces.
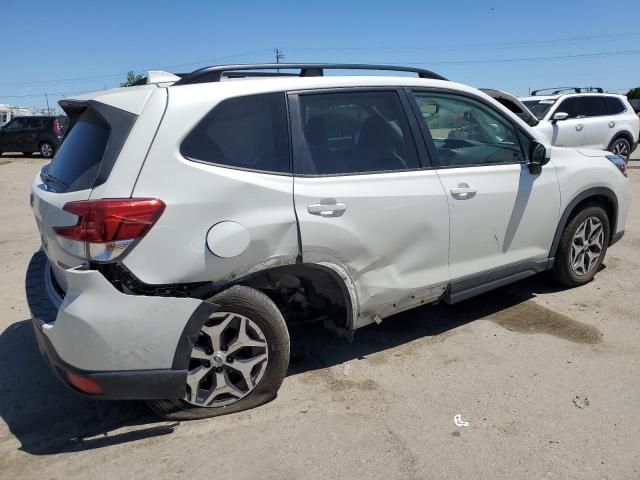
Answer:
xmin=124 ymin=87 xmax=299 ymax=285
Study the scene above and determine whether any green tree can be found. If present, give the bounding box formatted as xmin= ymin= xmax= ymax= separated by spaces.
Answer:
xmin=626 ymin=87 xmax=640 ymax=99
xmin=120 ymin=71 xmax=145 ymax=87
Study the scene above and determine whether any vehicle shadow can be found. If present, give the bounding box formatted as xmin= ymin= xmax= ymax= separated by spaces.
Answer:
xmin=1 ymin=273 xmax=568 ymax=456
xmin=288 ymin=274 xmax=566 ymax=374
xmin=0 ymin=319 xmax=173 ymax=455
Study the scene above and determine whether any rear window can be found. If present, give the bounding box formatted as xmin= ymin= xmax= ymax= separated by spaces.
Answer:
xmin=604 ymin=97 xmax=626 ymax=115
xmin=180 ymin=92 xmax=290 ymax=173
xmin=46 ymin=109 xmax=109 ymax=191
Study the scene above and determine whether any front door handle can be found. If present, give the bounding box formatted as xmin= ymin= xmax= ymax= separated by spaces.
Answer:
xmin=450 ymin=184 xmax=477 ymax=200
xmin=609 ymin=121 xmax=616 ymax=128
xmin=308 ymin=202 xmax=347 ymax=217
xmin=575 ymin=124 xmax=584 ymax=132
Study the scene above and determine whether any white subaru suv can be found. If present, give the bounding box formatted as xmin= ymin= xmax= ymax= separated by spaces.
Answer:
xmin=519 ymin=88 xmax=639 ymax=160
xmin=26 ymin=64 xmax=631 ymax=420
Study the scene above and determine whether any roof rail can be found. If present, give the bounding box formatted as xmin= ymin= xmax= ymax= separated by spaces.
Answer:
xmin=173 ymin=63 xmax=447 ymax=85
xmin=531 ymin=87 xmax=604 ymax=95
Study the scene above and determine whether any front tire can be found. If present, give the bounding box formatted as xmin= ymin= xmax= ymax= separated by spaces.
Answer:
xmin=148 ymin=285 xmax=290 ymax=420
xmin=551 ymin=205 xmax=610 ymax=287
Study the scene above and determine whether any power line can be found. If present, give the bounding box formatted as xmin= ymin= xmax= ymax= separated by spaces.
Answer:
xmin=0 ymin=48 xmax=273 ymax=88
xmin=283 ymin=32 xmax=640 ymax=53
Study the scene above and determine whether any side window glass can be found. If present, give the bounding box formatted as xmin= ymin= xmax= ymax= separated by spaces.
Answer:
xmin=294 ymin=91 xmax=420 ymax=175
xmin=181 ymin=93 xmax=290 ymax=173
xmin=6 ymin=118 xmax=26 ymax=129
xmin=556 ymin=97 xmax=583 ymax=118
xmin=412 ymin=91 xmax=523 ymax=168
xmin=582 ymin=97 xmax=606 ymax=117
xmin=604 ymin=97 xmax=625 ymax=115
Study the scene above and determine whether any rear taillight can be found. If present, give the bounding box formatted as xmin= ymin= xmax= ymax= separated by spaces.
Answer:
xmin=54 ymin=198 xmax=165 ymax=262
xmin=52 ymin=119 xmax=62 ymax=135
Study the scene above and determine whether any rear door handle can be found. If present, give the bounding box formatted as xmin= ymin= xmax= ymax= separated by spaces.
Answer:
xmin=609 ymin=121 xmax=616 ymax=128
xmin=450 ymin=185 xmax=477 ymax=199
xmin=308 ymin=202 xmax=347 ymax=217
xmin=575 ymin=124 xmax=584 ymax=131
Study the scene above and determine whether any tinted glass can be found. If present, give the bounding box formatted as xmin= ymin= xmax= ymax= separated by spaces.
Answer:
xmin=604 ymin=97 xmax=625 ymax=115
xmin=295 ymin=91 xmax=420 ymax=175
xmin=556 ymin=97 xmax=583 ymax=118
xmin=46 ymin=109 xmax=109 ymax=191
xmin=6 ymin=117 xmax=27 ymax=129
xmin=26 ymin=118 xmax=46 ymax=129
xmin=181 ymin=92 xmax=290 ymax=173
xmin=412 ymin=91 xmax=523 ymax=168
xmin=582 ymin=96 xmax=606 ymax=117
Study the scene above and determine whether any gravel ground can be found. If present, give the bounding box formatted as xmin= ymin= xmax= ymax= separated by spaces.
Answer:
xmin=0 ymin=154 xmax=639 ymax=480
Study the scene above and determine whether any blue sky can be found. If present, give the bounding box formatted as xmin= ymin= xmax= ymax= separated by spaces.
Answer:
xmin=2 ymin=0 xmax=639 ymax=111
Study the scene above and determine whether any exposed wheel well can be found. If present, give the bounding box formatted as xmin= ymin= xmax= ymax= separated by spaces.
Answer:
xmin=238 ymin=264 xmax=353 ymax=331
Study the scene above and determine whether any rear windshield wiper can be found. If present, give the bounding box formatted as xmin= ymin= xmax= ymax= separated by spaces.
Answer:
xmin=40 ymin=172 xmax=69 ymax=191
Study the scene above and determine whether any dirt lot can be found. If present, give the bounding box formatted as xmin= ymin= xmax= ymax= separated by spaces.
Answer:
xmin=1 ymin=154 xmax=639 ymax=479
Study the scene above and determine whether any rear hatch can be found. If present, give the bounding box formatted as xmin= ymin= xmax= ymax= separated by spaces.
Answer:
xmin=31 ymin=94 xmax=141 ymax=292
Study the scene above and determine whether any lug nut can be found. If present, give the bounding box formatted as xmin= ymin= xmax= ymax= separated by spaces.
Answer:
xmin=216 ymin=367 xmax=223 ymax=373
xmin=226 ymin=356 xmax=234 ymax=363
xmin=203 ymin=361 xmax=211 ymax=368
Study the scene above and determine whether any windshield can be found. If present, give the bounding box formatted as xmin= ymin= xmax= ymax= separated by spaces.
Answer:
xmin=522 ymin=99 xmax=557 ymax=120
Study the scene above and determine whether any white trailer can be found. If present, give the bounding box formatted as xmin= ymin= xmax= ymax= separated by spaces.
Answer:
xmin=0 ymin=104 xmax=31 ymax=127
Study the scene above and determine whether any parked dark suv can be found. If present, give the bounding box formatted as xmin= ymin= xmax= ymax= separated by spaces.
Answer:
xmin=0 ymin=116 xmax=68 ymax=158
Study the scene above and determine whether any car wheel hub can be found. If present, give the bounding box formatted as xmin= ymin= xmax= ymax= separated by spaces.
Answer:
xmin=570 ymin=216 xmax=604 ymax=276
xmin=183 ymin=311 xmax=269 ymax=408
xmin=612 ymin=140 xmax=629 ymax=158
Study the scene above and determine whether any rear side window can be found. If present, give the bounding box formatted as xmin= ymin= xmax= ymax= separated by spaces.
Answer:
xmin=604 ymin=97 xmax=626 ymax=115
xmin=181 ymin=92 xmax=290 ymax=173
xmin=46 ymin=109 xmax=109 ymax=191
xmin=294 ymin=91 xmax=420 ymax=175
xmin=27 ymin=118 xmax=46 ymax=128
xmin=582 ymin=96 xmax=606 ymax=117
xmin=556 ymin=97 xmax=583 ymax=118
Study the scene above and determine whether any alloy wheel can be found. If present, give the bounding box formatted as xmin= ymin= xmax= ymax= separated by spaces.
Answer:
xmin=184 ymin=312 xmax=269 ymax=407
xmin=611 ymin=139 xmax=630 ymax=159
xmin=570 ymin=216 xmax=604 ymax=276
xmin=40 ymin=143 xmax=53 ymax=158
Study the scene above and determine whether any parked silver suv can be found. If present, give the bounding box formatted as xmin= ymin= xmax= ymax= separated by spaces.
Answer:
xmin=26 ymin=64 xmax=630 ymax=419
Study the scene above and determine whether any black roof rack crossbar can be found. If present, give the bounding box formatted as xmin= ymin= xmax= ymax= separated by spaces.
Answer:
xmin=174 ymin=63 xmax=447 ymax=85
xmin=531 ymin=86 xmax=604 ymax=95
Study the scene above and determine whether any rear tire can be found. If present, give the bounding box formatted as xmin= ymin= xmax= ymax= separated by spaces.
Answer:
xmin=147 ymin=285 xmax=290 ymax=420
xmin=551 ymin=205 xmax=610 ymax=287
xmin=607 ymin=136 xmax=632 ymax=161
xmin=39 ymin=142 xmax=54 ymax=158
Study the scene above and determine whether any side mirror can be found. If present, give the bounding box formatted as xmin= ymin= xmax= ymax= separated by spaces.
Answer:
xmin=421 ymin=103 xmax=439 ymax=115
xmin=528 ymin=141 xmax=548 ymax=173
xmin=551 ymin=112 xmax=569 ymax=123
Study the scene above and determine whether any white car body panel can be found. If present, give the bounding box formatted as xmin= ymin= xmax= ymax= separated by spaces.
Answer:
xmin=293 ymin=170 xmax=450 ymax=327
xmin=45 ymin=267 xmax=202 ymax=371
xmin=436 ymin=163 xmax=560 ymax=280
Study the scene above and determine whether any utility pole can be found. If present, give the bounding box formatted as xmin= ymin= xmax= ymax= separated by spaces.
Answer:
xmin=274 ymin=48 xmax=284 ymax=73
xmin=44 ymin=93 xmax=50 ymax=114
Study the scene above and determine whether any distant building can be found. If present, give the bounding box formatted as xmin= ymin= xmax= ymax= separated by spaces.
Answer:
xmin=0 ymin=104 xmax=32 ymax=127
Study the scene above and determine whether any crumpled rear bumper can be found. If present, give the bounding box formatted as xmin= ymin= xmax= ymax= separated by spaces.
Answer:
xmin=25 ymin=250 xmax=217 ymax=399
